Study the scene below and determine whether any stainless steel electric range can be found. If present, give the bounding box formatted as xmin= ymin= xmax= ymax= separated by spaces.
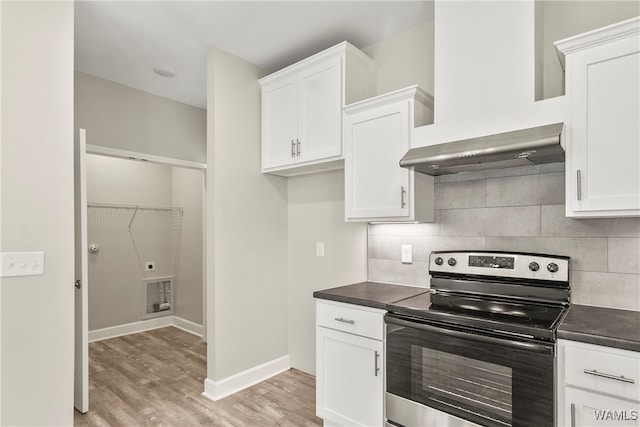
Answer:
xmin=385 ymin=250 xmax=570 ymax=427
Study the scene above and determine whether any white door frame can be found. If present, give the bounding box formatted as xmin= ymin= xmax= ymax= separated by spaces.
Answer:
xmin=74 ymin=129 xmax=89 ymax=413
xmin=86 ymin=144 xmax=207 ymax=171
xmin=74 ymin=139 xmax=208 ymax=412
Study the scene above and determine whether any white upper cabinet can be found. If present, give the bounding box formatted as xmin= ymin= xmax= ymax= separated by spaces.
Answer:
xmin=556 ymin=17 xmax=640 ymax=218
xmin=260 ymin=42 xmax=372 ymax=177
xmin=344 ymin=85 xmax=434 ymax=222
xmin=261 ymin=75 xmax=298 ymax=169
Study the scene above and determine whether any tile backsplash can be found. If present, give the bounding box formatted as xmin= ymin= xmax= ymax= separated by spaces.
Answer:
xmin=368 ymin=163 xmax=640 ymax=311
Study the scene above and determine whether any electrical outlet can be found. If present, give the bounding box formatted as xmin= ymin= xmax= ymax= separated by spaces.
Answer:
xmin=145 ymin=262 xmax=156 ymax=272
xmin=401 ymin=245 xmax=413 ymax=264
xmin=316 ymin=242 xmax=325 ymax=257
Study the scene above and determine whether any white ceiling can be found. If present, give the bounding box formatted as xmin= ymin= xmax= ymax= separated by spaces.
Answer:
xmin=75 ymin=1 xmax=433 ymax=109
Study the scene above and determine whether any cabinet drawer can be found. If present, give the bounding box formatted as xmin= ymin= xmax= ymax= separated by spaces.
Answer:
xmin=564 ymin=343 xmax=640 ymax=402
xmin=316 ymin=300 xmax=385 ymax=341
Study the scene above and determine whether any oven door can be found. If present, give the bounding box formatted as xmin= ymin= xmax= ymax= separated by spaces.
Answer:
xmin=385 ymin=314 xmax=555 ymax=427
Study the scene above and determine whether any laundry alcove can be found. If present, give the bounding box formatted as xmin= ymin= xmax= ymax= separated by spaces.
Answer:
xmin=86 ymin=154 xmax=204 ymax=339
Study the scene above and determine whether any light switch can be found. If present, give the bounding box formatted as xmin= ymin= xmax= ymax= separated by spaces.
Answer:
xmin=401 ymin=245 xmax=413 ymax=264
xmin=1 ymin=252 xmax=45 ymax=277
xmin=316 ymin=242 xmax=325 ymax=257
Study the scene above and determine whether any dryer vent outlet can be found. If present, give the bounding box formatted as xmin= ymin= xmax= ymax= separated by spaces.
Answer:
xmin=145 ymin=262 xmax=156 ymax=272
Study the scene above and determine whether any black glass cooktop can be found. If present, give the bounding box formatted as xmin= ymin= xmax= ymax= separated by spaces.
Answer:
xmin=387 ymin=291 xmax=568 ymax=341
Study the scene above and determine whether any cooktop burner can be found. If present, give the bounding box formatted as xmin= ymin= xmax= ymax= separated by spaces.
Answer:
xmin=387 ymin=292 xmax=568 ymax=341
xmin=432 ymin=293 xmax=557 ymax=326
xmin=387 ymin=251 xmax=571 ymax=342
xmin=392 ymin=292 xmax=564 ymax=326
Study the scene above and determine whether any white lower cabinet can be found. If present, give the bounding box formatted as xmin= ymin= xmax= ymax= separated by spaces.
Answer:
xmin=565 ymin=388 xmax=640 ymax=426
xmin=558 ymin=340 xmax=640 ymax=427
xmin=316 ymin=300 xmax=385 ymax=427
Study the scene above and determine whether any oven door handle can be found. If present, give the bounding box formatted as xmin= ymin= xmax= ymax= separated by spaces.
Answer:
xmin=385 ymin=314 xmax=554 ymax=355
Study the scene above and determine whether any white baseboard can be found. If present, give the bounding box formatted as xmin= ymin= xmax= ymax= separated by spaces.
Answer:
xmin=172 ymin=316 xmax=204 ymax=337
xmin=202 ymin=355 xmax=291 ymax=401
xmin=89 ymin=316 xmax=203 ymax=342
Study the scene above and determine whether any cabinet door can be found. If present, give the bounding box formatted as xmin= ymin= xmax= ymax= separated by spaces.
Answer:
xmin=316 ymin=327 xmax=383 ymax=427
xmin=262 ymin=76 xmax=298 ymax=170
xmin=298 ymin=56 xmax=343 ymax=164
xmin=564 ymin=388 xmax=640 ymax=426
xmin=345 ymin=102 xmax=410 ymax=220
xmin=566 ymin=35 xmax=640 ymax=217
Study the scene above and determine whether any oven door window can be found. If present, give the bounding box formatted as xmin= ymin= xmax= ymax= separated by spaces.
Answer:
xmin=386 ymin=318 xmax=554 ymax=427
xmin=414 ymin=347 xmax=512 ymax=425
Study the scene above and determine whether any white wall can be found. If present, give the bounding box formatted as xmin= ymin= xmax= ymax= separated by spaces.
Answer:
xmin=538 ymin=0 xmax=639 ymax=99
xmin=206 ymin=47 xmax=288 ymax=383
xmin=287 ymin=171 xmax=368 ymax=374
xmin=0 ymin=2 xmax=74 ymax=425
xmin=430 ymin=1 xmax=639 ymax=105
xmin=172 ymin=167 xmax=204 ymax=325
xmin=75 ymin=71 xmax=206 ymax=163
xmin=363 ymin=20 xmax=435 ymax=97
xmin=434 ymin=1 xmax=536 ymax=123
xmin=0 ymin=2 xmax=4 ymax=420
xmin=87 ymin=155 xmax=172 ymax=206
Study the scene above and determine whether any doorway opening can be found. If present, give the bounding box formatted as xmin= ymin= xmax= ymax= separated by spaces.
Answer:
xmin=86 ymin=154 xmax=204 ymax=339
xmin=74 ymin=137 xmax=207 ymax=415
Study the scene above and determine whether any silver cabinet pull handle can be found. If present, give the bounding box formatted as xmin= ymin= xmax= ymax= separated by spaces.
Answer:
xmin=401 ymin=186 xmax=406 ymax=208
xmin=584 ymin=369 xmax=635 ymax=384
xmin=374 ymin=351 xmax=380 ymax=377
xmin=334 ymin=317 xmax=355 ymax=325
xmin=291 ymin=140 xmax=296 ymax=158
xmin=296 ymin=138 xmax=301 ymax=157
xmin=570 ymin=403 xmax=576 ymax=427
xmin=577 ymin=169 xmax=582 ymax=201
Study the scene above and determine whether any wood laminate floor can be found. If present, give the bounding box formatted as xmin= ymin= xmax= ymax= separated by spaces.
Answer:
xmin=75 ymin=326 xmax=322 ymax=427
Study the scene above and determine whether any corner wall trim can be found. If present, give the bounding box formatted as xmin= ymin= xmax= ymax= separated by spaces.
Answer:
xmin=202 ymin=355 xmax=291 ymax=401
xmin=88 ymin=316 xmax=204 ymax=342
xmin=172 ymin=316 xmax=204 ymax=337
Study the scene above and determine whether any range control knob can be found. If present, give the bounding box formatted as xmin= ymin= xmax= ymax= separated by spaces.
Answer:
xmin=547 ymin=262 xmax=559 ymax=273
xmin=447 ymin=258 xmax=457 ymax=267
xmin=528 ymin=262 xmax=540 ymax=272
xmin=434 ymin=257 xmax=444 ymax=266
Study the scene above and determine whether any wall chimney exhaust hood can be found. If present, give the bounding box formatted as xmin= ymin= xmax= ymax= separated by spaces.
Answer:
xmin=400 ymin=123 xmax=565 ymax=176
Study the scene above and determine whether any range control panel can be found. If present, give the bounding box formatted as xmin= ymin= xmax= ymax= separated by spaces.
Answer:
xmin=429 ymin=251 xmax=569 ymax=282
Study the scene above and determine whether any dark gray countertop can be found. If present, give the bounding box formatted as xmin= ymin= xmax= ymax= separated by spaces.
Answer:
xmin=558 ymin=304 xmax=640 ymax=352
xmin=313 ymin=281 xmax=428 ymax=310
xmin=315 ymin=283 xmax=640 ymax=353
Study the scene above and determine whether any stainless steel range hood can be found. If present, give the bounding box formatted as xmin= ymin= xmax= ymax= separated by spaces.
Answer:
xmin=400 ymin=123 xmax=565 ymax=176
